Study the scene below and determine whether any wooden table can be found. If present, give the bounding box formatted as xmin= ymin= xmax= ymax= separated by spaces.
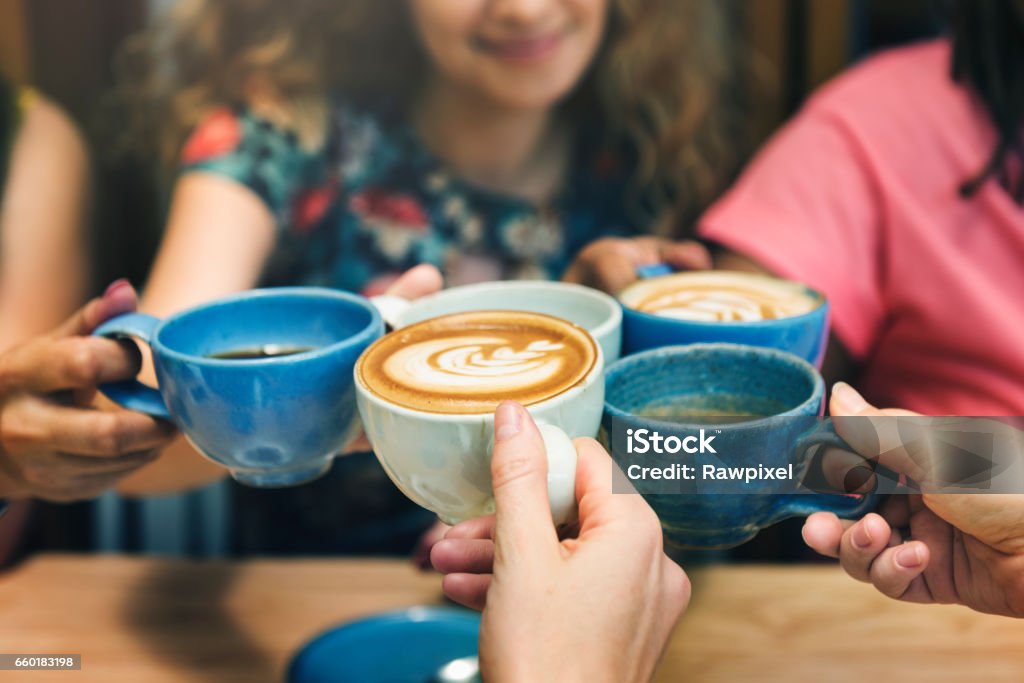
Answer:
xmin=0 ymin=554 xmax=1022 ymax=682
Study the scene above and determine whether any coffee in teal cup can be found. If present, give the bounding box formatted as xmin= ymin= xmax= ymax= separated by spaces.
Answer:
xmin=603 ymin=343 xmax=876 ymax=549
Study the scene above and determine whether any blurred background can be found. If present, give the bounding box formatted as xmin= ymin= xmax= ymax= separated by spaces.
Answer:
xmin=0 ymin=0 xmax=945 ymax=563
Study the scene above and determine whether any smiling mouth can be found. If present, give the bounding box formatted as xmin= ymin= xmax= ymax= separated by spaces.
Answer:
xmin=475 ymin=32 xmax=565 ymax=65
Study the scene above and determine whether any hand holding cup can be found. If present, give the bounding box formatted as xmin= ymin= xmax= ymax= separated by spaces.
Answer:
xmin=802 ymin=383 xmax=1024 ymax=617
xmin=0 ymin=281 xmax=176 ymax=501
xmin=433 ymin=401 xmax=689 ymax=682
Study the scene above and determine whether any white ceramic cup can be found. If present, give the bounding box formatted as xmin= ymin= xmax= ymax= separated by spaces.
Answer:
xmin=354 ymin=318 xmax=605 ymax=526
xmin=372 ymin=280 xmax=623 ymax=364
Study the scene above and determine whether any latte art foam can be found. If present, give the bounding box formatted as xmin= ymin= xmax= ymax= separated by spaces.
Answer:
xmin=358 ymin=311 xmax=597 ymax=414
xmin=621 ymin=272 xmax=821 ymax=322
xmin=635 ymin=286 xmax=810 ymax=321
xmin=385 ymin=337 xmax=568 ymax=391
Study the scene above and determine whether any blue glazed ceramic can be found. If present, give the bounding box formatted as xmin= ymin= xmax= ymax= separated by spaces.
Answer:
xmin=94 ymin=288 xmax=383 ymax=487
xmin=288 ymin=607 xmax=481 ymax=683
xmin=619 ymin=271 xmax=830 ymax=366
xmin=603 ymin=343 xmax=876 ymax=548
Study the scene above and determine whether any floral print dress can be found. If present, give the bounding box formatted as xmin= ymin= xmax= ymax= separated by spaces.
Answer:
xmin=179 ymin=99 xmax=638 ymax=295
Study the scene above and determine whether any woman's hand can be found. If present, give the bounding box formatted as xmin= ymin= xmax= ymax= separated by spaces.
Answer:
xmin=432 ymin=401 xmax=689 ymax=682
xmin=803 ymin=383 xmax=1024 ymax=617
xmin=563 ymin=237 xmax=711 ymax=295
xmin=0 ymin=281 xmax=177 ymax=501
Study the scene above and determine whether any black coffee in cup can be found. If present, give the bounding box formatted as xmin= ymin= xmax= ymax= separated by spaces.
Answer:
xmin=207 ymin=345 xmax=314 ymax=360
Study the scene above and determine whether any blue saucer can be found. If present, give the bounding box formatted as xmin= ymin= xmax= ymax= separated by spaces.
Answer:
xmin=288 ymin=606 xmax=481 ymax=683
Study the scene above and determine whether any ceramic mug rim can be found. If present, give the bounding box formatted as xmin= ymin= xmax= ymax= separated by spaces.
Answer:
xmin=355 ymin=309 xmax=605 ymax=422
xmin=148 ymin=287 xmax=383 ymax=368
xmin=394 ymin=279 xmax=622 ymax=342
xmin=619 ymin=272 xmax=827 ymax=330
xmin=603 ymin=342 xmax=824 ymax=429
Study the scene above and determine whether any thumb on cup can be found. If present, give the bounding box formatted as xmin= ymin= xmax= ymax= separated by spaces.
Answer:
xmin=830 ymin=382 xmax=930 ymax=484
xmin=55 ymin=279 xmax=138 ymax=338
xmin=491 ymin=401 xmax=561 ymax=563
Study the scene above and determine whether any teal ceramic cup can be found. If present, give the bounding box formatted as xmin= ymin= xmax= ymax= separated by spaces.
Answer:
xmin=603 ymin=343 xmax=877 ymax=548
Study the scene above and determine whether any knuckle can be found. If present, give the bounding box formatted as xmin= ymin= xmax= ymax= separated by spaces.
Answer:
xmin=490 ymin=453 xmax=542 ymax=491
xmin=671 ymin=564 xmax=693 ymax=606
xmin=92 ymin=414 xmax=128 ymax=454
xmin=1 ymin=418 xmax=44 ymax=453
xmin=65 ymin=341 xmax=103 ymax=386
xmin=659 ymin=560 xmax=691 ymax=615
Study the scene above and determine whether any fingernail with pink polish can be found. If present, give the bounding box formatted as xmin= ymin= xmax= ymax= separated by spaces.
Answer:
xmin=104 ymin=278 xmax=132 ymax=297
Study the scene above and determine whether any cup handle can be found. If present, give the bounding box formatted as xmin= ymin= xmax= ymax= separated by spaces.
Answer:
xmin=772 ymin=421 xmax=878 ymax=520
xmin=635 ymin=263 xmax=675 ymax=279
xmin=369 ymin=295 xmax=411 ymax=331
xmin=92 ymin=313 xmax=171 ymax=420
xmin=536 ymin=424 xmax=579 ymax=526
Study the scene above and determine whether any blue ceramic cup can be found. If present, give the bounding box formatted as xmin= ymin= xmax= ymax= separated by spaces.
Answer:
xmin=93 ymin=288 xmax=383 ymax=487
xmin=288 ymin=607 xmax=480 ymax=683
xmin=618 ymin=270 xmax=829 ymax=366
xmin=603 ymin=343 xmax=876 ymax=548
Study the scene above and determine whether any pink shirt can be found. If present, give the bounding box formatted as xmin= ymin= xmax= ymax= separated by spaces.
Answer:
xmin=700 ymin=40 xmax=1024 ymax=416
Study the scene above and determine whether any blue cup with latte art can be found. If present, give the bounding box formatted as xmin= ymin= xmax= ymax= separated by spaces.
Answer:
xmin=619 ymin=271 xmax=829 ymax=367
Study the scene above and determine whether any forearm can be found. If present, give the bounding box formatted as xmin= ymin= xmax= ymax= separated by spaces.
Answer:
xmin=0 ymin=95 xmax=91 ymax=350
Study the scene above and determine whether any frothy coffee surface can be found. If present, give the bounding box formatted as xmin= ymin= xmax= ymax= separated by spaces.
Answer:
xmin=358 ymin=311 xmax=598 ymax=414
xmin=621 ymin=271 xmax=821 ymax=322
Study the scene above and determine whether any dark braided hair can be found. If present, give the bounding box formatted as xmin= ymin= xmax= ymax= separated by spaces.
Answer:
xmin=951 ymin=0 xmax=1024 ymax=202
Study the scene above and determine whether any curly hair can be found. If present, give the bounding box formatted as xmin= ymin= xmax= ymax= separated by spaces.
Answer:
xmin=117 ymin=0 xmax=751 ymax=234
